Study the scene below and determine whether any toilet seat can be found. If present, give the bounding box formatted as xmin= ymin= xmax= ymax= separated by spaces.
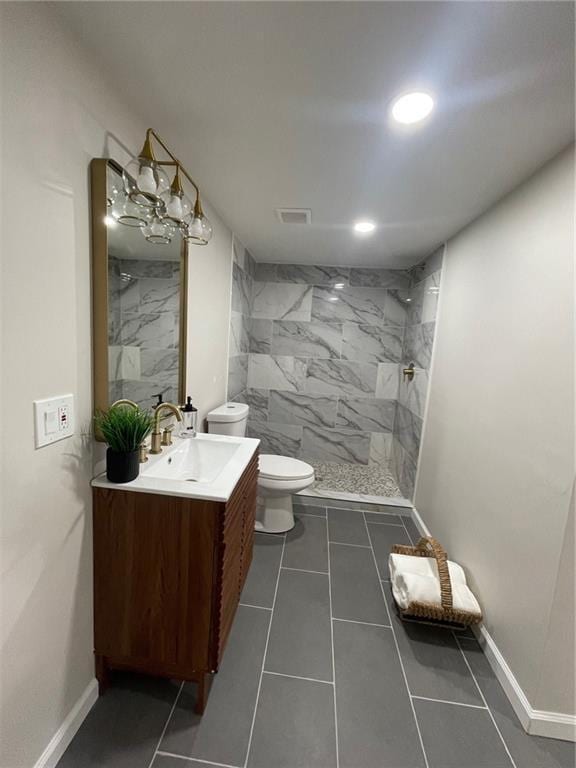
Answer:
xmin=259 ymin=454 xmax=314 ymax=482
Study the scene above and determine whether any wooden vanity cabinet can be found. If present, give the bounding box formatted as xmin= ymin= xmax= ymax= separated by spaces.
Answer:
xmin=92 ymin=450 xmax=258 ymax=713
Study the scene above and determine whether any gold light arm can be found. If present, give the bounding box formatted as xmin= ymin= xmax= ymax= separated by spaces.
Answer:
xmin=144 ymin=128 xmax=200 ymax=199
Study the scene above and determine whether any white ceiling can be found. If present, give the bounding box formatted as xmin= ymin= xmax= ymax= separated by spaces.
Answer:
xmin=59 ymin=1 xmax=574 ymax=267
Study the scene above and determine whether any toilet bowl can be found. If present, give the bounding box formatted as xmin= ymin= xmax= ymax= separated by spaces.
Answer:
xmin=256 ymin=454 xmax=315 ymax=533
xmin=206 ymin=402 xmax=315 ymax=534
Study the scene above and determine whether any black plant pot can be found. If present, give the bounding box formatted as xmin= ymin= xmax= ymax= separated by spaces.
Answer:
xmin=106 ymin=448 xmax=139 ymax=484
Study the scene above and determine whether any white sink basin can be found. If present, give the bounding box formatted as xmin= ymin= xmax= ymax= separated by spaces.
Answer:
xmin=92 ymin=433 xmax=260 ymax=502
xmin=142 ymin=436 xmax=240 ymax=484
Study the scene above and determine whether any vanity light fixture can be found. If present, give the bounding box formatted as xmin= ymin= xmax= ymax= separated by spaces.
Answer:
xmin=116 ymin=128 xmax=213 ymax=246
xmin=391 ymin=92 xmax=434 ymax=125
xmin=354 ymin=220 xmax=376 ymax=235
xmin=333 ymin=282 xmax=346 ymax=290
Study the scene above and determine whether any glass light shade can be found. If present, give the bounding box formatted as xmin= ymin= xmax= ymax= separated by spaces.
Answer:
xmin=123 ymin=156 xmax=170 ymax=209
xmin=142 ymin=215 xmax=176 ymax=244
xmin=110 ymin=195 xmax=150 ymax=228
xmin=184 ymin=212 xmax=213 ymax=245
xmin=160 ymin=189 xmax=193 ymax=224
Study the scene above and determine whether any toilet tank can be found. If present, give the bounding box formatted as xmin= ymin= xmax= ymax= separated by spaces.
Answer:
xmin=206 ymin=402 xmax=249 ymax=436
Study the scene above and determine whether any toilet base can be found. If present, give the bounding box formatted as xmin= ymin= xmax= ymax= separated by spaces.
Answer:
xmin=255 ymin=493 xmax=295 ymax=534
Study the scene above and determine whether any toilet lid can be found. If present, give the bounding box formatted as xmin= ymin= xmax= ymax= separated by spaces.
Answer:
xmin=259 ymin=454 xmax=315 ymax=481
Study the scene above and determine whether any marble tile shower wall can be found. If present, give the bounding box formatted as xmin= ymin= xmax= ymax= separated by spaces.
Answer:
xmin=393 ymin=247 xmax=443 ymax=498
xmin=108 ymin=256 xmax=180 ymax=407
xmin=227 ymin=238 xmax=256 ymax=400
xmin=229 ymin=261 xmax=413 ymax=468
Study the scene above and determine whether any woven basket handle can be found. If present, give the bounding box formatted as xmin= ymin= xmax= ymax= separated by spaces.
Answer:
xmin=415 ymin=537 xmax=453 ymax=609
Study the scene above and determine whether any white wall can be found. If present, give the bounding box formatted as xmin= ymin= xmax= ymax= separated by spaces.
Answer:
xmin=186 ymin=200 xmax=233 ymax=429
xmin=415 ymin=145 xmax=574 ymax=718
xmin=0 ymin=4 xmax=233 ymax=765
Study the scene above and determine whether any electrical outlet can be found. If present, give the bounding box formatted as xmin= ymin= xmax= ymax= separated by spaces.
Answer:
xmin=34 ymin=394 xmax=74 ymax=448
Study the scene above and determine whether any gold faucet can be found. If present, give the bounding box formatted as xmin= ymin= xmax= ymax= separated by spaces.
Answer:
xmin=150 ymin=403 xmax=182 ymax=454
xmin=110 ymin=398 xmax=139 ymax=409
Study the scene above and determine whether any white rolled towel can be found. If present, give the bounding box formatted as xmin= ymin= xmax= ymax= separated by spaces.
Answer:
xmin=388 ymin=553 xmax=467 ymax=586
xmin=392 ymin=572 xmax=481 ymax=616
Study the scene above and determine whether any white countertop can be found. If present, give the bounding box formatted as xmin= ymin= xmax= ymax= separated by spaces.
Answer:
xmin=92 ymin=433 xmax=260 ymax=502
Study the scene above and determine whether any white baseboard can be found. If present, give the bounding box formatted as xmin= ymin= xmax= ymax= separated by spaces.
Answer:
xmin=34 ymin=678 xmax=98 ymax=768
xmin=411 ymin=505 xmax=575 ymax=743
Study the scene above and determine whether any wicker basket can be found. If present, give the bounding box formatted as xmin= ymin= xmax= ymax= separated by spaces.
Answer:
xmin=391 ymin=536 xmax=482 ymax=630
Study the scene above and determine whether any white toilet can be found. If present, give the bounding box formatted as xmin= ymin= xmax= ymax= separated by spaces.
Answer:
xmin=206 ymin=402 xmax=315 ymax=533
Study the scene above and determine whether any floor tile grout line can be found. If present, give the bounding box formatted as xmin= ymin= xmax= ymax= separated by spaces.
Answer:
xmin=243 ymin=532 xmax=286 ymax=768
xmin=332 ymin=617 xmax=392 ymax=629
xmin=328 ymin=541 xmax=372 ymax=549
xmin=362 ymin=510 xmax=430 ymax=768
xmin=326 ymin=514 xmax=340 ymax=768
xmin=281 ymin=566 xmax=329 ymax=575
xmin=400 ymin=514 xmax=416 ymax=546
xmin=147 ymin=681 xmax=185 ymax=768
xmin=362 ymin=520 xmax=405 ymax=527
xmin=238 ymin=603 xmax=272 ymax=611
xmin=293 ymin=511 xmax=327 ymax=518
xmin=410 ymin=694 xmax=488 ymax=711
xmin=157 ymin=749 xmax=241 ymax=768
xmin=263 ymin=669 xmax=334 ymax=686
xmin=453 ymin=630 xmax=518 ymax=768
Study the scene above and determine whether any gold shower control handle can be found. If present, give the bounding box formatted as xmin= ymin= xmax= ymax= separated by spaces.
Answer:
xmin=403 ymin=364 xmax=415 ymax=382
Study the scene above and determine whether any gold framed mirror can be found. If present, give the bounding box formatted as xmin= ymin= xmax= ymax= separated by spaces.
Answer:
xmin=90 ymin=158 xmax=187 ymax=427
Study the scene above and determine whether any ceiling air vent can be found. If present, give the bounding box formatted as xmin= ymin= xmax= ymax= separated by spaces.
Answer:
xmin=275 ymin=208 xmax=312 ymax=225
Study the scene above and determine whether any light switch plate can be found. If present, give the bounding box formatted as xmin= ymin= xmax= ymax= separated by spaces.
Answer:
xmin=34 ymin=394 xmax=75 ymax=448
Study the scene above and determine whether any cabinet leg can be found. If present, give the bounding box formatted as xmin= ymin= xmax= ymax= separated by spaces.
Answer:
xmin=95 ymin=655 xmax=110 ymax=695
xmin=195 ymin=673 xmax=213 ymax=715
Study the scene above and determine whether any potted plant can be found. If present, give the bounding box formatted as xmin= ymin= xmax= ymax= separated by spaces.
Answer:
xmin=94 ymin=406 xmax=154 ymax=483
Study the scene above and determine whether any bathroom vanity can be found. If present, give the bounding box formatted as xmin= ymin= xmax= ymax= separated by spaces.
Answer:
xmin=91 ymin=434 xmax=259 ymax=714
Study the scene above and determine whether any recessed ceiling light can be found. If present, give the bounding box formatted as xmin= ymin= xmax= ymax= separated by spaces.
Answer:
xmin=354 ymin=221 xmax=376 ymax=235
xmin=391 ymin=92 xmax=434 ymax=125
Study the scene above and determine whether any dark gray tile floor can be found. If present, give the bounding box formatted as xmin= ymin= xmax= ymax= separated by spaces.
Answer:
xmin=59 ymin=500 xmax=576 ymax=768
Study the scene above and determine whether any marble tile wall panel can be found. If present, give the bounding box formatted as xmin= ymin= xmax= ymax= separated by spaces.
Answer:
xmin=121 ymin=378 xmax=177 ymax=409
xmin=305 ymin=359 xmax=377 ymax=397
xmin=228 ymin=354 xmax=248 ymax=400
xmin=247 ymin=354 xmax=307 ymax=392
xmin=421 ymin=272 xmax=441 ymax=323
xmin=231 ymin=261 xmax=253 ymax=316
xmin=269 ymin=391 xmax=337 ymax=429
xmin=254 ymin=263 xmax=278 ymax=282
xmin=247 ymin=421 xmax=302 ymax=458
xmin=108 ymin=346 xmax=141 ymax=381
xmin=233 ymin=388 xmax=269 ymax=422
xmin=275 ymin=264 xmax=350 ymax=286
xmin=138 ymin=278 xmax=180 ymax=314
xmin=252 ymin=282 xmax=313 ymax=321
xmin=395 ymin=403 xmax=423 ymax=463
xmin=369 ymin=432 xmax=393 ymax=464
xmin=311 ymin=286 xmax=388 ymax=325
xmin=375 ymin=363 xmax=400 ymax=399
xmin=229 ymin=311 xmax=249 ymax=356
xmin=341 ymin=323 xmax=403 ymax=364
xmin=349 ymin=268 xmax=410 ymax=290
xmin=119 ymin=258 xmax=176 ymax=279
xmin=404 ymin=322 xmax=435 ymax=370
xmin=398 ymin=368 xmax=429 ymax=419
xmin=272 ymin=320 xmax=342 ymax=359
xmin=119 ymin=313 xmax=175 ymax=349
xmin=248 ymin=319 xmax=272 ymax=354
xmin=301 ymin=426 xmax=371 ymax=464
xmin=385 ymin=290 xmax=410 ymax=326
xmin=336 ymin=398 xmax=395 ymax=433
xmin=140 ymin=349 xmax=179 ymax=385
